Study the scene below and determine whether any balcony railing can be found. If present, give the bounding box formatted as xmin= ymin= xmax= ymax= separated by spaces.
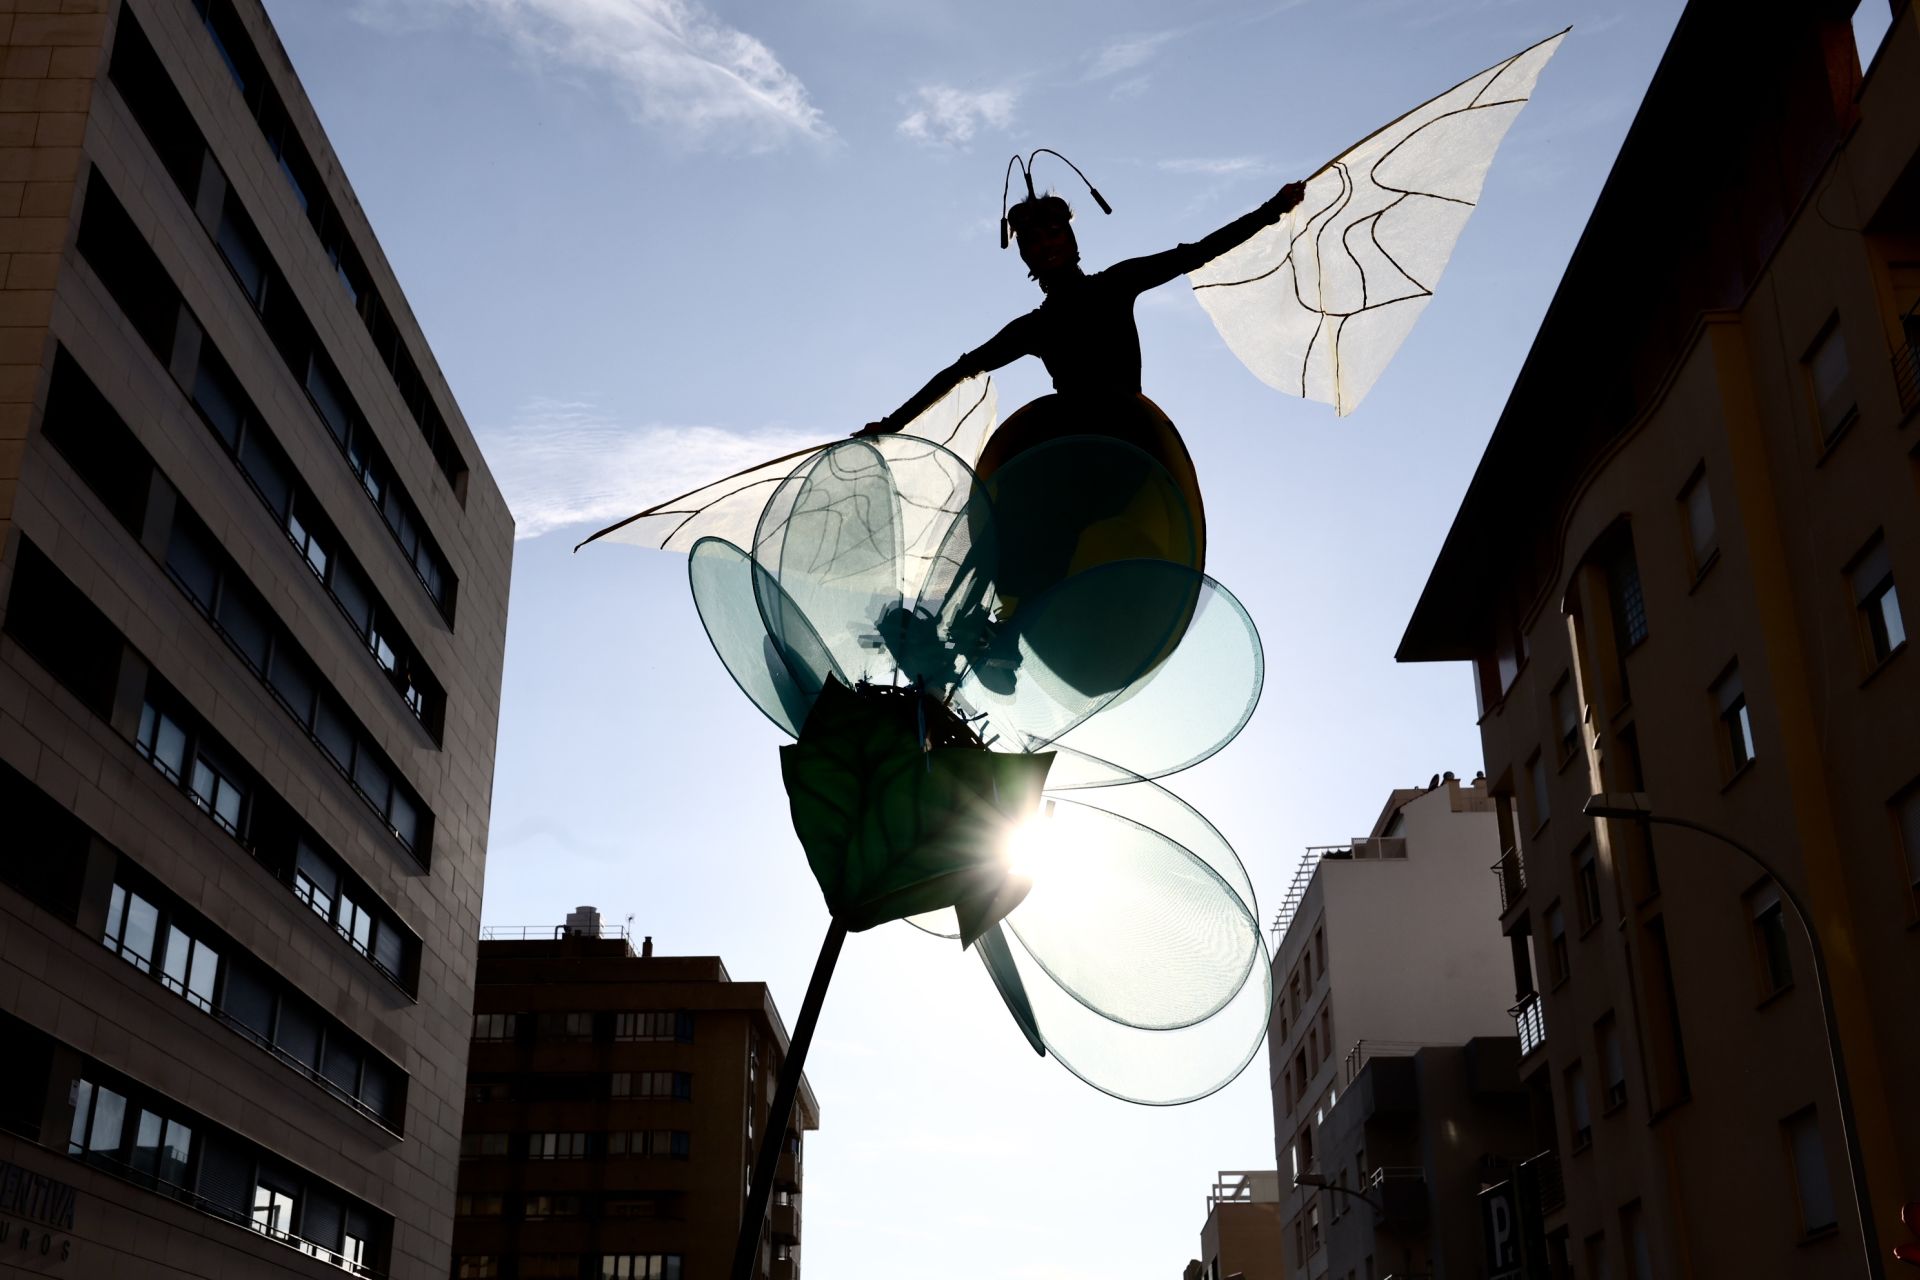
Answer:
xmin=1510 ymin=992 xmax=1547 ymax=1057
xmin=1521 ymin=1149 xmax=1566 ymax=1217
xmin=1492 ymin=846 xmax=1526 ymax=913
xmin=1894 ymin=304 xmax=1919 ymax=414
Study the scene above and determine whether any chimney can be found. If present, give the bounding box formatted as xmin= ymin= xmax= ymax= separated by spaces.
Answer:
xmin=563 ymin=905 xmax=601 ymax=938
xmin=642 ymin=935 xmax=654 ymax=958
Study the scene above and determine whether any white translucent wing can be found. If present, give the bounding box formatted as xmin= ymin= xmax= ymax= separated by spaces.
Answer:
xmin=1189 ymin=29 xmax=1567 ymax=417
xmin=576 ymin=376 xmax=998 ymax=553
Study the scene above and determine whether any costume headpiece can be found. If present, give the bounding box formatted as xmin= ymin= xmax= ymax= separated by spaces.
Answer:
xmin=1001 ymin=149 xmax=1112 ymax=249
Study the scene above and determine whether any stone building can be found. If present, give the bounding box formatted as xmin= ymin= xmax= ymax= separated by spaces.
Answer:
xmin=0 ymin=0 xmax=511 ymax=1274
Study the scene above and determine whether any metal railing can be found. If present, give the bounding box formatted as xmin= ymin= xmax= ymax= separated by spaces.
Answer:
xmin=1510 ymin=992 xmax=1547 ymax=1057
xmin=1522 ymin=1149 xmax=1566 ymax=1217
xmin=479 ymin=923 xmax=631 ymax=941
xmin=1492 ymin=846 xmax=1526 ymax=913
xmin=1341 ymin=1040 xmax=1424 ymax=1088
xmin=1893 ymin=303 xmax=1919 ymax=415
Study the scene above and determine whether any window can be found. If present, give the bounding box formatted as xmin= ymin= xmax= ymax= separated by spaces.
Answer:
xmin=1545 ymin=903 xmax=1569 ymax=986
xmin=1621 ymin=1201 xmax=1653 ymax=1280
xmin=614 ymin=1011 xmax=692 ymax=1042
xmin=160 ymin=922 xmax=220 ymax=1012
xmin=1574 ymin=840 xmax=1603 ymax=931
xmin=1319 ymin=1007 xmax=1331 ymax=1062
xmin=1307 ymin=1202 xmax=1322 ymax=1254
xmin=1584 ymin=1233 xmax=1611 ymax=1280
xmin=1289 ymin=973 xmax=1301 ymax=1018
xmin=599 ymin=1255 xmax=683 ymax=1280
xmin=1566 ymin=1063 xmax=1592 ymax=1150
xmin=610 ymin=1072 xmax=691 ymax=1101
xmin=1712 ymin=664 xmax=1756 ymax=772
xmin=1597 ymin=1015 xmax=1627 ymax=1111
xmin=1606 ymin=540 xmax=1648 ymax=652
xmin=522 ymin=1194 xmax=581 ymax=1219
xmin=472 ymin=1014 xmax=518 ymax=1042
xmin=252 ymin=1180 xmax=296 ymax=1239
xmin=607 ymin=1130 xmax=691 ymax=1160
xmin=455 ymin=1195 xmax=503 ymax=1218
xmin=1748 ymin=884 xmax=1793 ymax=996
xmin=1552 ymin=674 xmax=1581 ymax=765
xmin=1896 ymin=781 xmax=1920 ymax=896
xmin=135 ymin=702 xmax=189 ymax=784
xmin=538 ymin=1012 xmax=593 ymax=1040
xmin=1303 ymin=950 xmax=1313 ymax=987
xmin=1783 ymin=1107 xmax=1838 ymax=1234
xmin=189 ymin=749 xmax=247 ymax=837
xmin=1806 ymin=318 xmax=1856 ymax=442
xmin=1849 ymin=536 xmax=1905 ymax=666
xmin=459 ymin=1132 xmax=508 ymax=1159
xmin=528 ymin=1132 xmax=588 ymax=1160
xmin=1313 ymin=926 xmax=1326 ymax=973
xmin=1528 ymin=750 xmax=1551 ymax=830
xmin=1680 ymin=467 xmax=1718 ymax=578
xmin=127 ymin=1106 xmax=192 ymax=1187
xmin=103 ymin=884 xmax=160 ymax=973
xmin=68 ymin=1079 xmax=127 ymax=1161
xmin=456 ymin=1259 xmax=498 ymax=1279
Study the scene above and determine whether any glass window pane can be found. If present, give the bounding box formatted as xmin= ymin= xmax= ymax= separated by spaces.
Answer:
xmin=188 ymin=941 xmax=219 ymax=1011
xmin=162 ymin=925 xmax=192 ymax=994
xmin=67 ymin=1080 xmax=93 ymax=1153
xmin=154 ymin=715 xmax=187 ymax=781
xmin=131 ymin=1109 xmax=164 ymax=1176
xmin=123 ymin=894 xmax=158 ymax=971
xmin=159 ymin=1119 xmax=192 ymax=1185
xmin=88 ymin=1086 xmax=126 ymax=1157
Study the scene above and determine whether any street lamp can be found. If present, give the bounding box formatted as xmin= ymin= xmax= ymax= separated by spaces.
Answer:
xmin=1294 ymin=1172 xmax=1413 ymax=1278
xmin=1583 ymin=792 xmax=1884 ymax=1280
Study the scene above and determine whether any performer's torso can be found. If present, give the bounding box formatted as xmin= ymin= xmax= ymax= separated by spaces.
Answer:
xmin=1028 ymin=271 xmax=1144 ymax=397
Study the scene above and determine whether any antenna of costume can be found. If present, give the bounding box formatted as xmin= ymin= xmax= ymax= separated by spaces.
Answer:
xmin=1028 ymin=148 xmax=1113 ymax=216
xmin=999 ymin=154 xmax=1029 ymax=249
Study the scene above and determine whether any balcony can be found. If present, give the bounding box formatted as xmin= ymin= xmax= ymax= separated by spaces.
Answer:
xmin=772 ymin=1194 xmax=801 ymax=1244
xmin=1370 ymin=1167 xmax=1429 ymax=1232
xmin=772 ymin=1258 xmax=798 ymax=1280
xmin=777 ymin=1142 xmax=802 ymax=1190
xmin=1894 ymin=302 xmax=1918 ymax=415
xmin=1492 ymin=846 xmax=1526 ymax=913
xmin=1510 ymin=992 xmax=1546 ymax=1058
xmin=1521 ymin=1149 xmax=1566 ymax=1217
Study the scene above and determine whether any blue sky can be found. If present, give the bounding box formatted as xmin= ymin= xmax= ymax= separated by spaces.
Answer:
xmin=265 ymin=1 xmax=1685 ymax=1274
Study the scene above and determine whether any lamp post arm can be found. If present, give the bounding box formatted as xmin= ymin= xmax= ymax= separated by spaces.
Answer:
xmin=1296 ymin=1177 xmax=1385 ymax=1215
xmin=1636 ymin=812 xmax=1884 ymax=1280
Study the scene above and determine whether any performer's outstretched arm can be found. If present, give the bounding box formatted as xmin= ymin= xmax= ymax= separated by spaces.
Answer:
xmin=854 ymin=314 xmax=1036 ymax=437
xmin=1107 ymin=181 xmax=1307 ymax=295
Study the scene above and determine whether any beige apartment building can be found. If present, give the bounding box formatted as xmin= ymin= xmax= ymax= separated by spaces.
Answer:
xmin=0 ymin=0 xmax=511 ymax=1275
xmin=1267 ymin=775 xmax=1525 ymax=1279
xmin=1187 ymin=1170 xmax=1286 ymax=1280
xmin=454 ymin=912 xmax=820 ymax=1280
xmin=1399 ymin=2 xmax=1919 ymax=1276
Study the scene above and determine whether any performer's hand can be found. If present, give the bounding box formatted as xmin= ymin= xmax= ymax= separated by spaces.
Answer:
xmin=1274 ymin=180 xmax=1307 ymax=214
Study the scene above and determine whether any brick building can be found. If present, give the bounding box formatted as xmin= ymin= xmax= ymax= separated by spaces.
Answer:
xmin=454 ymin=913 xmax=820 ymax=1280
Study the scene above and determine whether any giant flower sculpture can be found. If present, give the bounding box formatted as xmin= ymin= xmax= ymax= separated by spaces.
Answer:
xmin=669 ymin=422 xmax=1272 ymax=1108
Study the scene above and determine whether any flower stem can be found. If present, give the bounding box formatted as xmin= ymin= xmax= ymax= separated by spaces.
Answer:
xmin=730 ymin=917 xmax=848 ymax=1280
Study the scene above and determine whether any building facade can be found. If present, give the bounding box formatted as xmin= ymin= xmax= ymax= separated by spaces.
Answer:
xmin=0 ymin=0 xmax=512 ymax=1275
xmin=1267 ymin=775 xmax=1519 ymax=1279
xmin=454 ymin=914 xmax=821 ymax=1280
xmin=1189 ymin=1170 xmax=1286 ymax=1280
xmin=1399 ymin=3 xmax=1919 ymax=1276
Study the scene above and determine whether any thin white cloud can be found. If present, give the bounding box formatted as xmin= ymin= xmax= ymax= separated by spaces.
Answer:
xmin=897 ymin=85 xmax=1018 ymax=149
xmin=480 ymin=399 xmax=819 ymax=541
xmin=349 ymin=0 xmax=830 ymax=150
xmin=1084 ymin=30 xmax=1180 ymax=81
xmin=1158 ymin=155 xmax=1267 ymax=176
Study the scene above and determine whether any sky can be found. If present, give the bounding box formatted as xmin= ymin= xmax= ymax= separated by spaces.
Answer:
xmin=260 ymin=1 xmax=1689 ymax=1274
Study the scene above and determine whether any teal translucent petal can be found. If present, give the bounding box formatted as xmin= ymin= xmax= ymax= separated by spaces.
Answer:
xmin=955 ymin=559 xmax=1215 ymax=755
xmin=1004 ymin=785 xmax=1258 ymax=1031
xmin=1000 ymin=918 xmax=1271 ymax=1106
xmin=1041 ymin=574 xmax=1262 ymax=787
xmin=687 ymin=537 xmax=841 ymax=737
xmin=977 ymin=923 xmax=1045 ymax=1055
xmin=752 ymin=442 xmax=905 ymax=687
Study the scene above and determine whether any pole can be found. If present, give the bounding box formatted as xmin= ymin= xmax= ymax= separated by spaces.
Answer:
xmin=1633 ymin=813 xmax=1884 ymax=1280
xmin=729 ymin=919 xmax=847 ymax=1280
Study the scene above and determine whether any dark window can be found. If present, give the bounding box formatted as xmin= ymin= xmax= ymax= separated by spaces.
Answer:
xmin=1680 ymin=467 xmax=1717 ymax=578
xmin=1565 ymin=1062 xmax=1592 ymax=1150
xmin=1545 ymin=903 xmax=1569 ymax=986
xmin=1806 ymin=318 xmax=1856 ymax=442
xmin=1713 ymin=664 xmax=1755 ymax=773
xmin=1848 ymin=536 xmax=1906 ymax=666
xmin=1596 ymin=1014 xmax=1627 ymax=1111
xmin=1552 ymin=675 xmax=1580 ymax=765
xmin=1606 ymin=541 xmax=1648 ymax=653
xmin=75 ymin=173 xmax=179 ymax=358
xmin=41 ymin=349 xmax=152 ymax=530
xmin=0 ymin=760 xmax=92 ymax=919
xmin=1573 ymin=840 xmax=1602 ymax=931
xmin=1749 ymin=885 xmax=1793 ymax=996
xmin=1896 ymin=781 xmax=1920 ymax=896
xmin=3 ymin=539 xmax=125 ymax=717
xmin=165 ymin=521 xmax=221 ymax=609
xmin=1784 ymin=1107 xmax=1838 ymax=1234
